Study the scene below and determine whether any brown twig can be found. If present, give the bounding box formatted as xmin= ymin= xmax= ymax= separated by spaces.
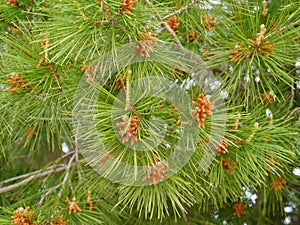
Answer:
xmin=160 ymin=0 xmax=199 ymax=21
xmin=0 ymin=165 xmax=67 ymax=195
xmin=161 ymin=22 xmax=184 ymax=50
xmin=74 ymin=123 xmax=84 ymax=183
xmin=91 ymin=19 xmax=112 ymax=25
xmin=124 ymin=70 xmax=132 ymax=111
xmin=265 ymin=19 xmax=300 ymax=39
xmin=181 ymin=208 xmax=191 ymax=225
xmin=26 ymin=116 xmax=73 ymax=121
xmin=289 ymin=83 xmax=295 ymax=109
xmin=45 ymin=62 xmax=60 ymax=80
xmin=145 ymin=0 xmax=184 ymax=50
xmin=38 ymin=184 xmax=61 ymax=206
xmin=286 ymin=107 xmax=300 ymax=119
xmin=58 ymin=154 xmax=77 ymax=198
xmin=0 ymin=164 xmax=66 ymax=187
xmin=38 ymin=152 xmax=74 ymax=207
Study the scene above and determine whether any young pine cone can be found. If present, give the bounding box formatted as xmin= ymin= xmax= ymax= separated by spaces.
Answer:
xmin=142 ymin=158 xmax=168 ymax=185
xmin=117 ymin=115 xmax=139 ymax=145
xmin=192 ymin=93 xmax=213 ymax=128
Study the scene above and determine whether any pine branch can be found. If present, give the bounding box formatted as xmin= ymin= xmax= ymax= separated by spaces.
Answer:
xmin=289 ymin=84 xmax=295 ymax=109
xmin=0 ymin=164 xmax=66 ymax=187
xmin=145 ymin=0 xmax=184 ymax=50
xmin=38 ymin=184 xmax=61 ymax=207
xmin=287 ymin=107 xmax=300 ymax=119
xmin=161 ymin=22 xmax=184 ymax=50
xmin=181 ymin=208 xmax=191 ymax=225
xmin=58 ymin=154 xmax=77 ymax=198
xmin=26 ymin=116 xmax=73 ymax=121
xmin=45 ymin=62 xmax=60 ymax=80
xmin=0 ymin=165 xmax=67 ymax=195
xmin=160 ymin=0 xmax=199 ymax=21
xmin=265 ymin=19 xmax=300 ymax=39
xmin=124 ymin=70 xmax=131 ymax=111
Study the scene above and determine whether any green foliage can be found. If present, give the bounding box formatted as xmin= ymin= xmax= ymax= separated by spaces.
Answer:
xmin=0 ymin=0 xmax=300 ymax=224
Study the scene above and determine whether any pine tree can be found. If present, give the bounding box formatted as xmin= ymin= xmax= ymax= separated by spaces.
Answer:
xmin=0 ymin=0 xmax=300 ymax=224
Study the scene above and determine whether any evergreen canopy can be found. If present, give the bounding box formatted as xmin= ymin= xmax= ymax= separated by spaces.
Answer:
xmin=0 ymin=0 xmax=300 ymax=224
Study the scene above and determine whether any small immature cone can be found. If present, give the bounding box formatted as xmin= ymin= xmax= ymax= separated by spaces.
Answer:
xmin=143 ymin=159 xmax=168 ymax=185
xmin=217 ymin=140 xmax=228 ymax=156
xmin=166 ymin=16 xmax=180 ymax=31
xmin=117 ymin=115 xmax=139 ymax=145
xmin=202 ymin=14 xmax=216 ymax=31
xmin=233 ymin=202 xmax=246 ymax=217
xmin=192 ymin=93 xmax=213 ymax=128
xmin=51 ymin=215 xmax=69 ymax=225
xmin=261 ymin=91 xmax=274 ymax=103
xmin=12 ymin=206 xmax=37 ymax=225
xmin=7 ymin=0 xmax=17 ymax=6
xmin=134 ymin=30 xmax=157 ymax=57
xmin=6 ymin=74 xmax=27 ymax=93
xmin=222 ymin=158 xmax=237 ymax=174
xmin=65 ymin=197 xmax=82 ymax=215
xmin=270 ymin=176 xmax=287 ymax=190
xmin=121 ymin=0 xmax=138 ymax=12
xmin=188 ymin=29 xmax=199 ymax=41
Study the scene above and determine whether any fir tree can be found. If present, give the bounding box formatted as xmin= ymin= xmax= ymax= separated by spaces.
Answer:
xmin=0 ymin=0 xmax=300 ymax=224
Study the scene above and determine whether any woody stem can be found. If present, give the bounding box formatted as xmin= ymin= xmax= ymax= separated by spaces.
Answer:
xmin=125 ymin=70 xmax=132 ymax=111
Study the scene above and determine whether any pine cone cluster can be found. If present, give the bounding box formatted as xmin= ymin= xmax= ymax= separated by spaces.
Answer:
xmin=261 ymin=91 xmax=274 ymax=103
xmin=6 ymin=74 xmax=27 ymax=93
xmin=166 ymin=15 xmax=180 ymax=31
xmin=81 ymin=62 xmax=97 ymax=82
xmin=188 ymin=29 xmax=199 ymax=41
xmin=270 ymin=176 xmax=287 ymax=190
xmin=233 ymin=202 xmax=246 ymax=217
xmin=216 ymin=140 xmax=228 ymax=156
xmin=202 ymin=14 xmax=216 ymax=31
xmin=192 ymin=93 xmax=213 ymax=128
xmin=7 ymin=0 xmax=17 ymax=6
xmin=229 ymin=42 xmax=249 ymax=62
xmin=116 ymin=72 xmax=129 ymax=90
xmin=117 ymin=114 xmax=139 ymax=145
xmin=65 ymin=197 xmax=82 ymax=215
xmin=12 ymin=207 xmax=36 ymax=225
xmin=143 ymin=158 xmax=168 ymax=185
xmin=262 ymin=0 xmax=269 ymax=19
xmin=248 ymin=24 xmax=275 ymax=57
xmin=134 ymin=30 xmax=157 ymax=57
xmin=222 ymin=158 xmax=237 ymax=175
xmin=230 ymin=24 xmax=275 ymax=61
xmin=50 ymin=216 xmax=69 ymax=225
xmin=121 ymin=0 xmax=138 ymax=12
xmin=39 ymin=34 xmax=49 ymax=49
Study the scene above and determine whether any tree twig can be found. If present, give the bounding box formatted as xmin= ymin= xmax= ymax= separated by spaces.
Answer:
xmin=289 ymin=83 xmax=295 ymax=109
xmin=160 ymin=0 xmax=199 ymax=21
xmin=286 ymin=107 xmax=300 ymax=119
xmin=38 ymin=184 xmax=61 ymax=207
xmin=145 ymin=0 xmax=184 ymax=50
xmin=58 ymin=154 xmax=76 ymax=198
xmin=26 ymin=116 xmax=73 ymax=121
xmin=0 ymin=165 xmax=67 ymax=195
xmin=74 ymin=123 xmax=84 ymax=183
xmin=161 ymin=22 xmax=184 ymax=50
xmin=181 ymin=208 xmax=191 ymax=225
xmin=125 ymin=70 xmax=132 ymax=111
xmin=265 ymin=19 xmax=300 ymax=39
xmin=0 ymin=164 xmax=66 ymax=187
